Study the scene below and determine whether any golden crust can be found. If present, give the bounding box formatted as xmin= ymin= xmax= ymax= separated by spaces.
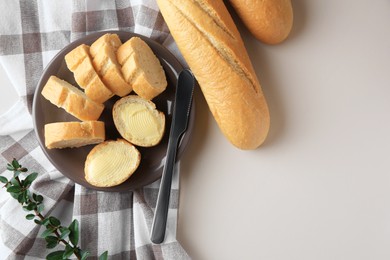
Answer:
xmin=41 ymin=76 xmax=104 ymax=121
xmin=65 ymin=44 xmax=113 ymax=103
xmin=44 ymin=121 xmax=105 ymax=149
xmin=117 ymin=37 xmax=167 ymax=100
xmin=92 ymin=44 xmax=132 ymax=97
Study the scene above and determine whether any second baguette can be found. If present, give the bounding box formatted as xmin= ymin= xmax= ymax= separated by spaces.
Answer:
xmin=228 ymin=0 xmax=293 ymax=44
xmin=157 ymin=0 xmax=270 ymax=149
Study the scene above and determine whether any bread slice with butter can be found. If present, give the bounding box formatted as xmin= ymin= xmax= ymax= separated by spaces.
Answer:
xmin=65 ymin=44 xmax=113 ymax=103
xmin=44 ymin=121 xmax=105 ymax=149
xmin=84 ymin=139 xmax=141 ymax=187
xmin=41 ymin=76 xmax=104 ymax=121
xmin=90 ymin=33 xmax=132 ymax=97
xmin=113 ymin=95 xmax=165 ymax=147
xmin=117 ymin=37 xmax=167 ymax=100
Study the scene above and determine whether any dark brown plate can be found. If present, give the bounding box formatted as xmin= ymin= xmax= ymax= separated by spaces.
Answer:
xmin=32 ymin=30 xmax=195 ymax=192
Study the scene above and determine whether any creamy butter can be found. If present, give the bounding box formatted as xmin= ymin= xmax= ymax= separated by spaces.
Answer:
xmin=120 ymin=103 xmax=161 ymax=143
xmin=87 ymin=142 xmax=139 ymax=186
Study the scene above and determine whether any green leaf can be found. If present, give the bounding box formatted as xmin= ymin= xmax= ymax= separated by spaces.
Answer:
xmin=34 ymin=219 xmax=42 ymax=225
xmin=46 ymin=241 xmax=58 ymax=249
xmin=63 ymin=245 xmax=75 ymax=259
xmin=10 ymin=177 xmax=20 ymax=187
xmin=18 ymin=191 xmax=28 ymax=204
xmin=41 ymin=228 xmax=55 ymax=238
xmin=68 ymin=219 xmax=79 ymax=246
xmin=0 ymin=176 xmax=8 ymax=183
xmin=59 ymin=227 xmax=70 ymax=240
xmin=45 ymin=236 xmax=59 ymax=249
xmin=49 ymin=216 xmax=61 ymax=227
xmin=45 ymin=235 xmax=58 ymax=243
xmin=17 ymin=193 xmax=24 ymax=203
xmin=9 ymin=192 xmax=19 ymax=200
xmin=11 ymin=159 xmax=20 ymax=169
xmin=24 ymin=172 xmax=38 ymax=186
xmin=25 ymin=214 xmax=35 ymax=220
xmin=35 ymin=194 xmax=43 ymax=203
xmin=37 ymin=203 xmax=44 ymax=213
xmin=42 ymin=218 xmax=51 ymax=226
xmin=24 ymin=202 xmax=36 ymax=211
xmin=99 ymin=251 xmax=108 ymax=260
xmin=46 ymin=250 xmax=65 ymax=260
xmin=7 ymin=186 xmax=21 ymax=193
xmin=80 ymin=250 xmax=90 ymax=260
xmin=6 ymin=164 xmax=14 ymax=171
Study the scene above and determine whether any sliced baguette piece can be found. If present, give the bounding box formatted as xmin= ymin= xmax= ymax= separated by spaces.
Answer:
xmin=41 ymin=76 xmax=104 ymax=121
xmin=90 ymin=33 xmax=122 ymax=57
xmin=117 ymin=37 xmax=167 ymax=100
xmin=44 ymin=121 xmax=105 ymax=149
xmin=157 ymin=0 xmax=270 ymax=149
xmin=90 ymin=35 xmax=132 ymax=97
xmin=85 ymin=139 xmax=141 ymax=187
xmin=113 ymin=95 xmax=165 ymax=147
xmin=65 ymin=44 xmax=113 ymax=103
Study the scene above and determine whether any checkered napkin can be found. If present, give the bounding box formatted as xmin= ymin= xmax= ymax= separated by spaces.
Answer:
xmin=0 ymin=1 xmax=189 ymax=259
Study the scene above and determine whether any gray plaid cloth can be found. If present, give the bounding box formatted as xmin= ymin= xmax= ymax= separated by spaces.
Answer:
xmin=0 ymin=0 xmax=189 ymax=259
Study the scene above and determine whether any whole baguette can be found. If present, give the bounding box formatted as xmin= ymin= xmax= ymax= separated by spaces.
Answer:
xmin=157 ymin=0 xmax=270 ymax=149
xmin=44 ymin=121 xmax=105 ymax=149
xmin=228 ymin=0 xmax=293 ymax=44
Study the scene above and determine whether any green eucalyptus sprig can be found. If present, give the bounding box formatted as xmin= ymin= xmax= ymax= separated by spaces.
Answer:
xmin=0 ymin=159 xmax=108 ymax=260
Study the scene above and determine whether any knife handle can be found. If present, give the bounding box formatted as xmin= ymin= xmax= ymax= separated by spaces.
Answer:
xmin=150 ymin=135 xmax=179 ymax=244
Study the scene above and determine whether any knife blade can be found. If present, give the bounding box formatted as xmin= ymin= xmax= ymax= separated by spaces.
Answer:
xmin=150 ymin=69 xmax=195 ymax=244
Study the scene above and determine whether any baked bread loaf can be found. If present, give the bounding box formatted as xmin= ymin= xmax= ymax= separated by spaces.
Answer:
xmin=84 ymin=139 xmax=141 ymax=187
xmin=90 ymin=34 xmax=132 ymax=97
xmin=41 ymin=76 xmax=104 ymax=121
xmin=157 ymin=0 xmax=270 ymax=149
xmin=117 ymin=37 xmax=167 ymax=100
xmin=44 ymin=121 xmax=105 ymax=149
xmin=112 ymin=95 xmax=165 ymax=147
xmin=65 ymin=44 xmax=113 ymax=103
xmin=228 ymin=0 xmax=293 ymax=44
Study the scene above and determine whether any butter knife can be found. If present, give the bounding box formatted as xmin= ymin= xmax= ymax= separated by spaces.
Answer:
xmin=150 ymin=69 xmax=195 ymax=244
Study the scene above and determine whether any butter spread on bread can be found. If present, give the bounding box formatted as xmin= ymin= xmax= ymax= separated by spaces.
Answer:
xmin=41 ymin=76 xmax=104 ymax=121
xmin=228 ymin=0 xmax=293 ymax=44
xmin=113 ymin=95 xmax=165 ymax=147
xmin=64 ymin=44 xmax=113 ymax=103
xmin=84 ymin=139 xmax=141 ymax=187
xmin=117 ymin=37 xmax=167 ymax=100
xmin=44 ymin=121 xmax=105 ymax=149
xmin=157 ymin=0 xmax=270 ymax=149
xmin=90 ymin=34 xmax=132 ymax=97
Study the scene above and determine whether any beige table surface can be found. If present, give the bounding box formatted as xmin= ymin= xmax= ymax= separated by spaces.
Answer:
xmin=1 ymin=1 xmax=390 ymax=259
